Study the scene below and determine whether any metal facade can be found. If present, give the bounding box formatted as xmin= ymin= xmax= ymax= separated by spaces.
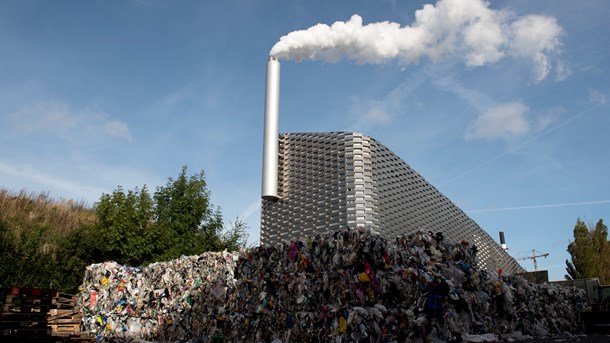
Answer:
xmin=261 ymin=132 xmax=523 ymax=273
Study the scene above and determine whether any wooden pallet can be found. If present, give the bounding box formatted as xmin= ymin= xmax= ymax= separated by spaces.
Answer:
xmin=0 ymin=315 xmax=47 ymax=329
xmin=1 ymin=288 xmax=52 ymax=341
xmin=3 ymin=294 xmax=53 ymax=306
xmin=2 ymin=287 xmax=57 ymax=298
xmin=48 ymin=308 xmax=82 ymax=337
xmin=3 ymin=303 xmax=51 ymax=313
xmin=53 ymin=293 xmax=77 ymax=309
xmin=1 ymin=311 xmax=48 ymax=326
xmin=48 ymin=308 xmax=79 ymax=321
xmin=0 ymin=288 xmax=93 ymax=342
xmin=1 ymin=327 xmax=53 ymax=340
xmin=50 ymin=323 xmax=80 ymax=336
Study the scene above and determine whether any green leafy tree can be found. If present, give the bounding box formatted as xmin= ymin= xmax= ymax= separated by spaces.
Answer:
xmin=565 ymin=218 xmax=610 ymax=284
xmin=565 ymin=219 xmax=594 ymax=280
xmin=96 ymin=185 xmax=155 ymax=265
xmin=54 ymin=225 xmax=99 ymax=291
xmin=153 ymin=166 xmax=225 ymax=260
xmin=94 ymin=166 xmax=247 ymax=265
xmin=591 ymin=219 xmax=610 ymax=283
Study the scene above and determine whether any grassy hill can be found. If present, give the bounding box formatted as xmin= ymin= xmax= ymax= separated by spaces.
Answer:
xmin=0 ymin=188 xmax=98 ymax=292
xmin=0 ymin=188 xmax=95 ymax=236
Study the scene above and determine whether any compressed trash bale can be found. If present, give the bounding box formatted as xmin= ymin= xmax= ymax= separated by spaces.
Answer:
xmin=79 ymin=252 xmax=238 ymax=342
xmin=78 ymin=228 xmax=587 ymax=342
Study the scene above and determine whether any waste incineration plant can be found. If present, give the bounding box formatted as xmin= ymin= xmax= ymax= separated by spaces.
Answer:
xmin=259 ymin=56 xmax=523 ymax=274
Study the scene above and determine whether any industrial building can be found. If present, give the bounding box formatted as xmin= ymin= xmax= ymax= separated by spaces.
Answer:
xmin=259 ymin=56 xmax=523 ymax=273
xmin=260 ymin=131 xmax=523 ymax=273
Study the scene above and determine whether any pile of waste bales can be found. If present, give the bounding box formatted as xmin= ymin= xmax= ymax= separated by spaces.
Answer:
xmin=79 ymin=252 xmax=238 ymax=341
xmin=78 ymin=228 xmax=586 ymax=342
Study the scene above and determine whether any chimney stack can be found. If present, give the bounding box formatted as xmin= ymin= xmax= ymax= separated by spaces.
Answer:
xmin=499 ymin=231 xmax=508 ymax=251
xmin=262 ymin=56 xmax=280 ymax=200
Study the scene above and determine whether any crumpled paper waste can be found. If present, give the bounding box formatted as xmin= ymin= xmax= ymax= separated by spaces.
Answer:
xmin=78 ymin=228 xmax=586 ymax=342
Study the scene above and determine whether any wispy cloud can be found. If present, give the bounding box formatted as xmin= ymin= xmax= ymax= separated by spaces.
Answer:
xmin=157 ymin=84 xmax=197 ymax=112
xmin=239 ymin=199 xmax=261 ymax=221
xmin=7 ymin=100 xmax=133 ymax=142
xmin=536 ymin=112 xmax=557 ymax=131
xmin=441 ymin=104 xmax=598 ymax=186
xmin=432 ymin=73 xmax=494 ymax=113
xmin=9 ymin=101 xmax=77 ymax=132
xmin=465 ymin=102 xmax=530 ymax=140
xmin=348 ymin=98 xmax=392 ymax=131
xmin=346 ymin=68 xmax=428 ymax=131
xmin=589 ymin=88 xmax=608 ymax=105
xmin=553 ymin=60 xmax=571 ymax=81
xmin=464 ymin=101 xmax=560 ymax=142
xmin=430 ymin=73 xmax=558 ymax=143
xmin=102 ymin=121 xmax=132 ymax=140
xmin=0 ymin=160 xmax=107 ymax=202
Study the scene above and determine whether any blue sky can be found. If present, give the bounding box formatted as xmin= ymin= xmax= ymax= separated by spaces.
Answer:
xmin=0 ymin=0 xmax=608 ymax=280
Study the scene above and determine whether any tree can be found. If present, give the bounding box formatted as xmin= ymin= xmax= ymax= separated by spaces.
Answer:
xmin=96 ymin=185 xmax=155 ymax=265
xmin=94 ymin=166 xmax=247 ymax=265
xmin=222 ymin=217 xmax=249 ymax=251
xmin=591 ymin=219 xmax=610 ymax=283
xmin=565 ymin=218 xmax=610 ymax=284
xmin=153 ymin=166 xmax=225 ymax=260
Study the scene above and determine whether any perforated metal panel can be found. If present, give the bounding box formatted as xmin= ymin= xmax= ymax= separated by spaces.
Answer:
xmin=261 ymin=132 xmax=523 ymax=273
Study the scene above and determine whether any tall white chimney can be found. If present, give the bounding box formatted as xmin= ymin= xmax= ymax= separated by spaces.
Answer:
xmin=262 ymin=56 xmax=280 ymax=200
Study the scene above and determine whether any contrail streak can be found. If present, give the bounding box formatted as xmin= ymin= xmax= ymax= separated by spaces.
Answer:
xmin=466 ymin=200 xmax=610 ymax=213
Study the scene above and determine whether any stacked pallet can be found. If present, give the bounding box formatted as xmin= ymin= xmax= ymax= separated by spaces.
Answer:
xmin=47 ymin=293 xmax=81 ymax=338
xmin=1 ymin=288 xmax=93 ymax=342
xmin=1 ymin=287 xmax=54 ymax=342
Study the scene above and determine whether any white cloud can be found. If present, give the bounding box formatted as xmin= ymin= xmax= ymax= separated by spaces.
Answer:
xmin=509 ymin=15 xmax=563 ymax=81
xmin=466 ymin=102 xmax=530 ymax=140
xmin=8 ymin=100 xmax=133 ymax=141
xmin=415 ymin=0 xmax=507 ymax=66
xmin=102 ymin=121 xmax=133 ymax=141
xmin=589 ymin=88 xmax=608 ymax=105
xmin=462 ymin=13 xmax=506 ymax=66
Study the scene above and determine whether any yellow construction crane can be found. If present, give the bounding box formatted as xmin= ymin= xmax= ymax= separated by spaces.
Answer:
xmin=517 ymin=250 xmax=549 ymax=272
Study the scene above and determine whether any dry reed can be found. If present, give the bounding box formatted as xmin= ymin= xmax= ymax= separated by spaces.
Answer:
xmin=0 ymin=188 xmax=96 ymax=240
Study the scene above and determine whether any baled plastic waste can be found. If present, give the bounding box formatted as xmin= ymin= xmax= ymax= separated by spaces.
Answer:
xmin=78 ymin=228 xmax=586 ymax=342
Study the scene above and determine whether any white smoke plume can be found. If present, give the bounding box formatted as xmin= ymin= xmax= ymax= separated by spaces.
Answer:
xmin=270 ymin=0 xmax=562 ymax=80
